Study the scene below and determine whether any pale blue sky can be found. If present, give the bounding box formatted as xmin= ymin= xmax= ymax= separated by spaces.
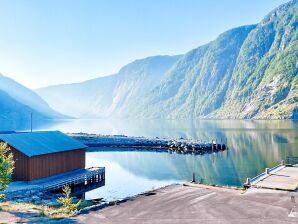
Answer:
xmin=0 ymin=0 xmax=289 ymax=88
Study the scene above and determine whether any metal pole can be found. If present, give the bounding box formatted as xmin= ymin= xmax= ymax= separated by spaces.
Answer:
xmin=30 ymin=112 xmax=33 ymax=132
xmin=192 ymin=172 xmax=196 ymax=183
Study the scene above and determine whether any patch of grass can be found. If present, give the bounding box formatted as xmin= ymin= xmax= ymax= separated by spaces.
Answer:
xmin=0 ymin=200 xmax=92 ymax=219
xmin=0 ymin=185 xmax=96 ymax=220
xmin=40 ymin=206 xmax=75 ymax=219
xmin=0 ymin=202 xmax=70 ymax=219
xmin=0 ymin=202 xmax=37 ymax=212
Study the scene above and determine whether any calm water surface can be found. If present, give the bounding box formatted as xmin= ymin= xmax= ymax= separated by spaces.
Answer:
xmin=1 ymin=119 xmax=297 ymax=201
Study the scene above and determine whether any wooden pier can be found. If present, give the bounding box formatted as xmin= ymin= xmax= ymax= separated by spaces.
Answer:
xmin=26 ymin=167 xmax=105 ymax=192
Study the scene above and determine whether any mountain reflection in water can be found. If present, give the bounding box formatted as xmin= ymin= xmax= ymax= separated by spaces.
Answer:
xmin=1 ymin=119 xmax=297 ymax=200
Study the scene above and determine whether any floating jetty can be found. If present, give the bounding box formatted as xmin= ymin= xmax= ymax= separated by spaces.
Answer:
xmin=70 ymin=133 xmax=228 ymax=154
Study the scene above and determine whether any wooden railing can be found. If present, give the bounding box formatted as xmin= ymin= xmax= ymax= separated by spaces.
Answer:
xmin=42 ymin=167 xmax=105 ymax=191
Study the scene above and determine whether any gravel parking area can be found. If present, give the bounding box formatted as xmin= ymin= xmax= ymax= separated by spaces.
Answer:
xmin=72 ymin=184 xmax=298 ymax=224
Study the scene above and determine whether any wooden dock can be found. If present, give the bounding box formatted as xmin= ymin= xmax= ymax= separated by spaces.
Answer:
xmin=27 ymin=167 xmax=105 ymax=191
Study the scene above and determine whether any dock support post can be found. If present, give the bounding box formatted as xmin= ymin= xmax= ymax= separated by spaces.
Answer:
xmin=245 ymin=178 xmax=251 ymax=186
xmin=216 ymin=139 xmax=218 ymax=150
xmin=265 ymin=168 xmax=270 ymax=175
xmin=211 ymin=140 xmax=214 ymax=152
xmin=281 ymin=160 xmax=285 ymax=166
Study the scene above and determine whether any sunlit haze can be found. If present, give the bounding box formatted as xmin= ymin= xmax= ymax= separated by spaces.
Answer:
xmin=0 ymin=0 xmax=289 ymax=89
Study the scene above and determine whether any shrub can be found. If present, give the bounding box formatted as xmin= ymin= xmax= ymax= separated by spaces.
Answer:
xmin=0 ymin=142 xmax=15 ymax=191
xmin=57 ymin=185 xmax=81 ymax=214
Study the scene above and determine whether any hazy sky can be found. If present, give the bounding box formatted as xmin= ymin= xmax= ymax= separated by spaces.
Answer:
xmin=0 ymin=0 xmax=289 ymax=89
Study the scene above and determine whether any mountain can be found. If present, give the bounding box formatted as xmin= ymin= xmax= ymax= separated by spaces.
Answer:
xmin=134 ymin=0 xmax=297 ymax=119
xmin=36 ymin=55 xmax=181 ymax=118
xmin=133 ymin=25 xmax=257 ymax=118
xmin=0 ymin=90 xmax=46 ymax=120
xmin=216 ymin=0 xmax=298 ymax=119
xmin=0 ymin=74 xmax=65 ymax=120
xmin=37 ymin=0 xmax=298 ymax=119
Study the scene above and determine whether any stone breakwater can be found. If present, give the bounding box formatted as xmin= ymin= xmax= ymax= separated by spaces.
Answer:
xmin=70 ymin=133 xmax=227 ymax=154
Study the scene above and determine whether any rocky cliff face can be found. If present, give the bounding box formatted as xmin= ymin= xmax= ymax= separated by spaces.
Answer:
xmin=134 ymin=0 xmax=297 ymax=119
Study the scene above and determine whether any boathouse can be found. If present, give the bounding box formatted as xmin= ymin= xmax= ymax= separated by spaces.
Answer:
xmin=0 ymin=131 xmax=87 ymax=181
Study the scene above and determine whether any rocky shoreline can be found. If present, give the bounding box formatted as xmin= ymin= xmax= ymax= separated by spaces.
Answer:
xmin=0 ymin=188 xmax=64 ymax=206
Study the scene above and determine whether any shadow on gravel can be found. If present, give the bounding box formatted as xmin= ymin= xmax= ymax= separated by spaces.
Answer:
xmin=8 ymin=210 xmax=79 ymax=223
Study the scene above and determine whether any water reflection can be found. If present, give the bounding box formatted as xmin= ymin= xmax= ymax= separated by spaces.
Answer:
xmin=1 ymin=118 xmax=297 ymax=200
xmin=71 ymin=180 xmax=106 ymax=200
xmin=0 ymin=118 xmax=55 ymax=132
xmin=33 ymin=118 xmax=297 ymax=138
xmin=35 ymin=118 xmax=298 ymax=171
xmin=85 ymin=154 xmax=179 ymax=201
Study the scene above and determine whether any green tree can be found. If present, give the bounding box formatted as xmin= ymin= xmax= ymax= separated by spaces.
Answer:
xmin=0 ymin=142 xmax=14 ymax=191
xmin=57 ymin=185 xmax=81 ymax=214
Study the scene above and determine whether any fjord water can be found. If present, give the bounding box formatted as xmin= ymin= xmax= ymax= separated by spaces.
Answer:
xmin=1 ymin=119 xmax=297 ymax=200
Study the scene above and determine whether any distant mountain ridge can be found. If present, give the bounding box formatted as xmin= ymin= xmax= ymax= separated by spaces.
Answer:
xmin=37 ymin=0 xmax=298 ymax=119
xmin=0 ymin=90 xmax=44 ymax=120
xmin=0 ymin=74 xmax=65 ymax=120
xmin=37 ymin=55 xmax=181 ymax=118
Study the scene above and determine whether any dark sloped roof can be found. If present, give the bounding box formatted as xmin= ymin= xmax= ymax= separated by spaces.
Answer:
xmin=0 ymin=131 xmax=86 ymax=157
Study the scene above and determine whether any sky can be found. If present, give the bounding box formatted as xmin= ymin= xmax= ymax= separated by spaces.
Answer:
xmin=0 ymin=0 xmax=290 ymax=89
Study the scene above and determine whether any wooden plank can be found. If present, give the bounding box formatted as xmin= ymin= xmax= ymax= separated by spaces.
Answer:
xmin=8 ymin=145 xmax=30 ymax=181
xmin=28 ymin=148 xmax=86 ymax=181
xmin=42 ymin=167 xmax=105 ymax=191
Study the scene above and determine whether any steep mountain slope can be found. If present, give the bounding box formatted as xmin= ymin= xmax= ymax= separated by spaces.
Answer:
xmin=217 ymin=0 xmax=298 ymax=119
xmin=37 ymin=55 xmax=180 ymax=118
xmin=36 ymin=75 xmax=117 ymax=118
xmin=0 ymin=74 xmax=65 ymax=118
xmin=133 ymin=25 xmax=256 ymax=118
xmin=133 ymin=0 xmax=297 ymax=119
xmin=37 ymin=0 xmax=297 ymax=119
xmin=0 ymin=90 xmax=46 ymax=120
